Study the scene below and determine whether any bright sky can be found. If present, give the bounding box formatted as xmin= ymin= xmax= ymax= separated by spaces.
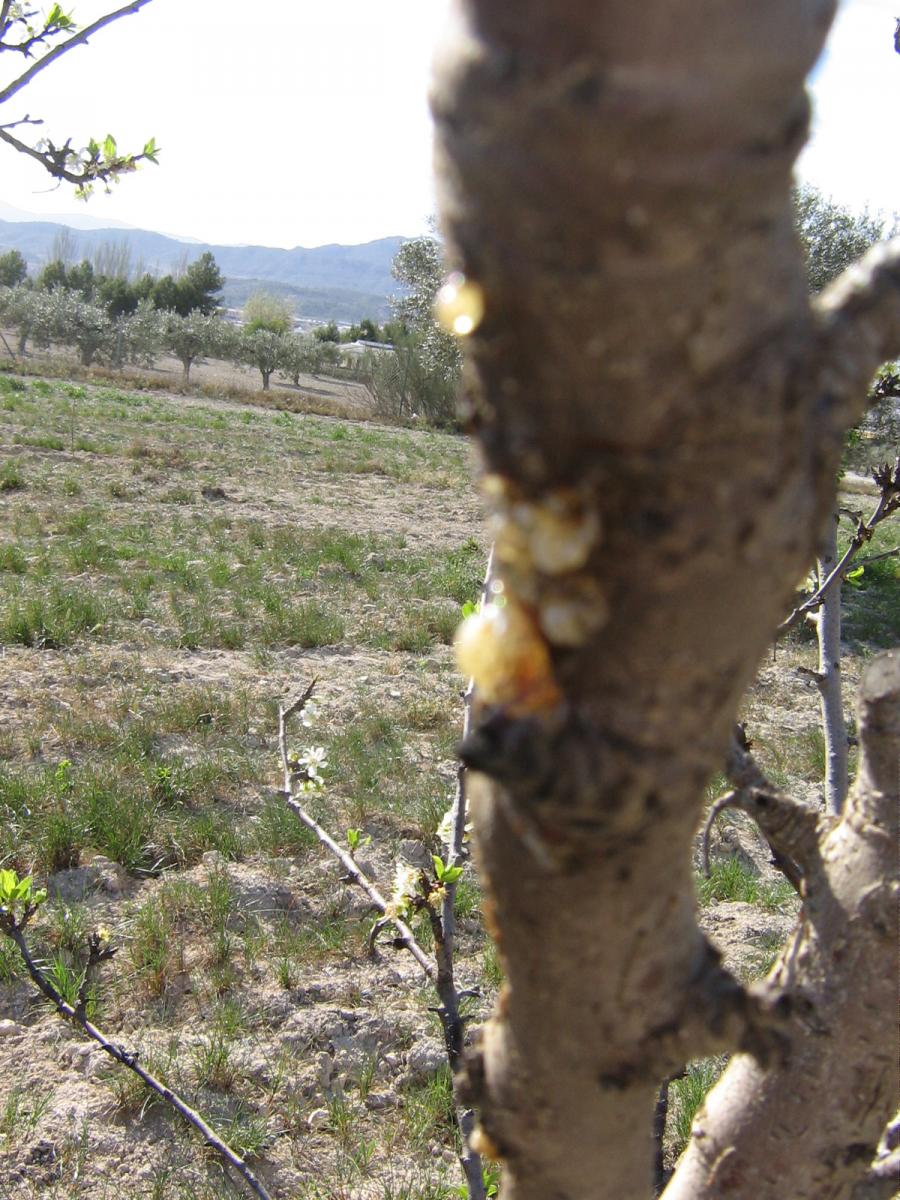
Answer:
xmin=0 ymin=0 xmax=896 ymax=248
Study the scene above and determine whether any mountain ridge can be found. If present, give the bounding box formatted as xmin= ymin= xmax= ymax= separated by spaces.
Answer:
xmin=0 ymin=213 xmax=409 ymax=322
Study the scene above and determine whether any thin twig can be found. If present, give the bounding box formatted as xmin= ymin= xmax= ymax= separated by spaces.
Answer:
xmin=277 ymin=687 xmax=435 ymax=981
xmin=0 ymin=1 xmax=155 ymax=107
xmin=1 ymin=915 xmax=273 ymax=1200
xmin=279 ymin=656 xmax=490 ymax=1200
xmin=437 ymin=547 xmax=493 ymax=1200
xmin=700 ymin=790 xmax=738 ymax=878
xmin=779 ymin=458 xmax=900 ymax=634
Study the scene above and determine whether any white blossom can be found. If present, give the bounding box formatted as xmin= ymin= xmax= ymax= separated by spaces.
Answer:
xmin=298 ymin=746 xmax=328 ymax=777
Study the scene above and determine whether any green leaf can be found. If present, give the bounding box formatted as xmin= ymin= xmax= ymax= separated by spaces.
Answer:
xmin=442 ymin=866 xmax=464 ymax=885
xmin=0 ymin=868 xmax=17 ymax=903
xmin=461 ymin=601 xmax=477 ymax=619
xmin=45 ymin=3 xmax=72 ymax=28
xmin=12 ymin=877 xmax=32 ymax=901
xmin=102 ymin=134 xmax=117 ymax=161
xmin=846 ymin=566 xmax=865 ymax=585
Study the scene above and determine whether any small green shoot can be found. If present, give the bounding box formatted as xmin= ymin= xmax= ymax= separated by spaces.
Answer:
xmin=346 ymin=828 xmax=371 ymax=853
xmin=432 ymin=855 xmax=463 ymax=886
xmin=0 ymin=868 xmax=47 ymax=919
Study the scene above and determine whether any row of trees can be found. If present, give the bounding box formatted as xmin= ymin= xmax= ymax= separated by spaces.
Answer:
xmin=0 ymin=237 xmax=466 ymax=420
xmin=0 ymin=185 xmax=890 ymax=419
xmin=0 ymin=284 xmax=348 ymax=388
xmin=0 ymin=247 xmax=224 ymax=318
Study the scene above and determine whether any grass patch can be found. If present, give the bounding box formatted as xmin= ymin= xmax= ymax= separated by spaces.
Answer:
xmin=696 ymin=858 xmax=796 ymax=912
xmin=0 ymin=458 xmax=26 ymax=491
xmin=0 ymin=584 xmax=108 ymax=648
xmin=668 ymin=1058 xmax=728 ymax=1161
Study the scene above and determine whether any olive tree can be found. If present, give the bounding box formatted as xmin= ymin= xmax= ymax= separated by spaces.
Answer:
xmin=431 ymin=4 xmax=899 ymax=1199
xmin=163 ymin=310 xmax=226 ymax=382
xmin=43 ymin=288 xmax=114 ymax=366
xmin=234 ymin=327 xmax=287 ymax=391
xmin=795 ymin=184 xmax=894 ymax=294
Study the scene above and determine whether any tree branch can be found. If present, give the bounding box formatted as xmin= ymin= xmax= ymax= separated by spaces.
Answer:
xmin=779 ymin=458 xmax=900 ymax=634
xmin=278 ymin=685 xmax=487 ymax=1200
xmin=815 ymin=239 xmax=900 ymax=432
xmin=0 ymin=123 xmax=81 ymax=181
xmin=712 ymin=728 xmax=825 ymax=890
xmin=276 ymin=689 xmax=436 ymax=982
xmin=667 ymin=657 xmax=899 ymax=1200
xmin=0 ymin=915 xmax=273 ymax=1200
xmin=0 ymin=1 xmax=155 ymax=108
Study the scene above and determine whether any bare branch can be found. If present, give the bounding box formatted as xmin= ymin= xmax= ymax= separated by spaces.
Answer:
xmin=0 ymin=1 xmax=155 ymax=108
xmin=855 ymin=546 xmax=900 ymax=568
xmin=815 ymin=239 xmax=900 ymax=431
xmin=277 ymin=690 xmax=435 ymax=981
xmin=709 ymin=729 xmax=825 ymax=891
xmin=0 ymin=113 xmax=41 ymax=131
xmin=278 ymin=686 xmax=487 ymax=1200
xmin=779 ymin=458 xmax=900 ymax=634
xmin=1 ymin=920 xmax=273 ymax=1200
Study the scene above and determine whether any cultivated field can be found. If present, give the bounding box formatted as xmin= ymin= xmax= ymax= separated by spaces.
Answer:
xmin=0 ymin=370 xmax=895 ymax=1198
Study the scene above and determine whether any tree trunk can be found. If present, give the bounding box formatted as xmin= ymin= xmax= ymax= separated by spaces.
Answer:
xmin=815 ymin=509 xmax=850 ymax=812
xmin=261 ymin=369 xmax=271 ymax=391
xmin=181 ymin=356 xmax=193 ymax=384
xmin=665 ymin=654 xmax=898 ymax=1200
xmin=432 ymin=4 xmax=900 ymax=1199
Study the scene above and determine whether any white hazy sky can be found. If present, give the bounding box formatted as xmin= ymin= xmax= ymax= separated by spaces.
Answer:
xmin=0 ymin=0 xmax=896 ymax=248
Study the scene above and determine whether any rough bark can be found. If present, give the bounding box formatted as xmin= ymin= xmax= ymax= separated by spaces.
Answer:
xmin=431 ymin=4 xmax=899 ymax=1199
xmin=667 ymin=653 xmax=899 ymax=1200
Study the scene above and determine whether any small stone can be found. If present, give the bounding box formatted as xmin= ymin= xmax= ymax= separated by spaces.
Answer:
xmin=403 ymin=1038 xmax=446 ymax=1085
xmin=364 ymin=1091 xmax=399 ymax=1111
xmin=0 ymin=1019 xmax=22 ymax=1038
xmin=307 ymin=1107 xmax=330 ymax=1131
xmin=398 ymin=839 xmax=431 ymax=870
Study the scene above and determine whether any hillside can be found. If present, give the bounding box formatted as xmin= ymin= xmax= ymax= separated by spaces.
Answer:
xmin=0 ymin=218 xmax=405 ymax=322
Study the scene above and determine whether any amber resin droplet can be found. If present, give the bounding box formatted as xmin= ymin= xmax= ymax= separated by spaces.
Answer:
xmin=454 ymin=599 xmax=560 ymax=712
xmin=434 ymin=272 xmax=485 ymax=337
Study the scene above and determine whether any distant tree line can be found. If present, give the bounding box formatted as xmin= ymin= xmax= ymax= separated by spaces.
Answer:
xmin=3 ymin=185 xmax=886 ymax=422
xmin=0 ymin=248 xmax=400 ymax=393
